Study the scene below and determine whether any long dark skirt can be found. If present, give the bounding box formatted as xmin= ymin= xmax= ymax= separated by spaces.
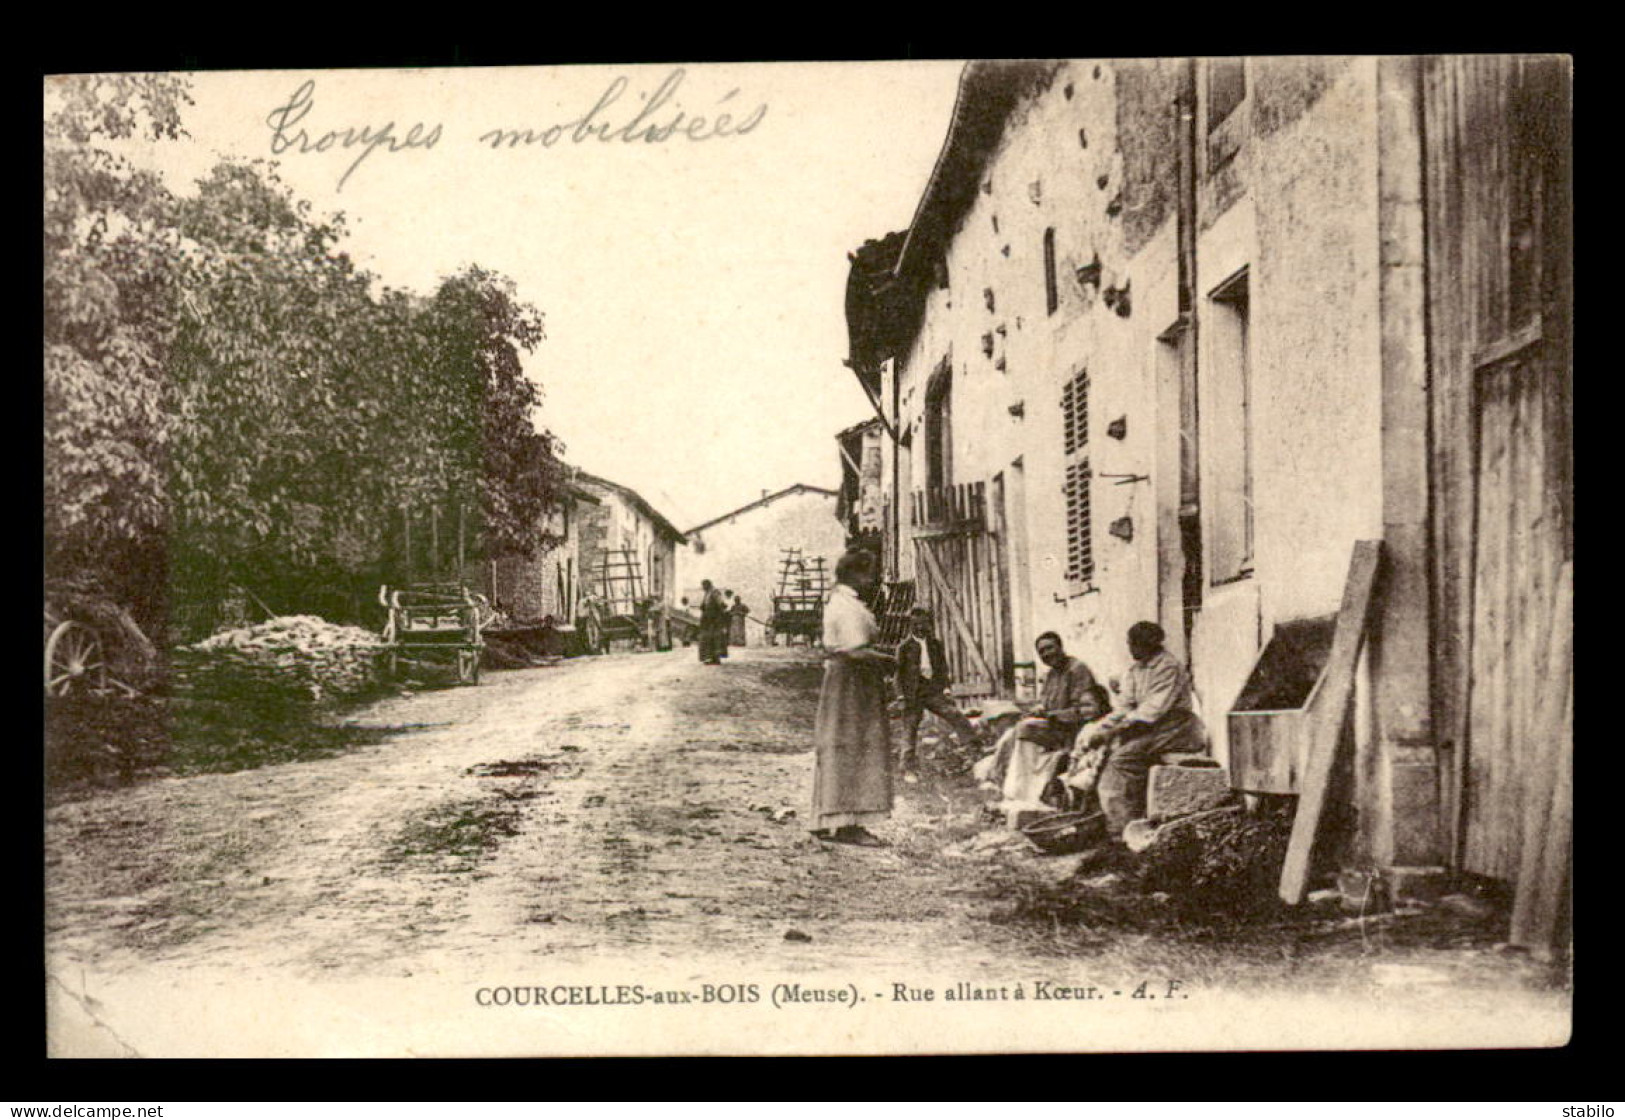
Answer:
xmin=811 ymin=658 xmax=893 ymax=829
xmin=697 ymin=622 xmax=726 ymax=663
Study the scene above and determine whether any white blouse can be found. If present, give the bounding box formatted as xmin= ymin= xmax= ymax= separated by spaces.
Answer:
xmin=822 ymin=583 xmax=876 ymax=653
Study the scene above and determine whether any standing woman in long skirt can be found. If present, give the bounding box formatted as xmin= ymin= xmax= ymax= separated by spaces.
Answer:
xmin=810 ymin=549 xmax=896 ymax=846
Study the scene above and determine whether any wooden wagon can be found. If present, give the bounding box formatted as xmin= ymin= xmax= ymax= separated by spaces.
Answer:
xmin=768 ymin=549 xmax=829 ymax=644
xmin=579 ymin=546 xmax=668 ymax=654
xmin=379 ymin=583 xmax=490 ymax=685
xmin=43 ymin=580 xmax=158 ymax=697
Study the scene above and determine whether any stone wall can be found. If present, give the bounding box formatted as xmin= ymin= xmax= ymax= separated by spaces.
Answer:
xmin=881 ymin=57 xmax=1392 ymax=767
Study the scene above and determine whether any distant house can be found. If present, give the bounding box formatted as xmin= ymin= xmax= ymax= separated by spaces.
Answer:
xmin=487 ymin=479 xmax=600 ymax=626
xmin=487 ymin=467 xmax=687 ymax=647
xmin=675 ymin=484 xmax=845 ymax=645
xmin=836 ymin=418 xmax=886 ymax=546
xmin=574 ymin=470 xmax=688 ymax=622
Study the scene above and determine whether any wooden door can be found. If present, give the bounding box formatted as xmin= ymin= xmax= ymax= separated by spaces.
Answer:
xmin=1464 ymin=348 xmax=1567 ymax=879
xmin=1424 ymin=54 xmax=1572 ymax=877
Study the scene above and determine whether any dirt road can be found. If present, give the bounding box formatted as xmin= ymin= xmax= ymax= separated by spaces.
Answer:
xmin=46 ymin=647 xmax=1034 ymax=974
xmin=45 ymin=647 xmax=1570 ymax=1057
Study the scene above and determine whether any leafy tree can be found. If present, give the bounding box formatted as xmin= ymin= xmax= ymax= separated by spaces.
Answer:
xmin=47 ymin=79 xmax=566 ymax=637
xmin=166 ymin=161 xmax=383 ymax=589
xmin=43 ymin=73 xmax=192 ymax=606
xmin=418 ymin=266 xmax=566 ymax=560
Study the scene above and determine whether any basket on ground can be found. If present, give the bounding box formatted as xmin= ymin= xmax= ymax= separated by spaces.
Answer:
xmin=1020 ymin=810 xmax=1106 ymax=855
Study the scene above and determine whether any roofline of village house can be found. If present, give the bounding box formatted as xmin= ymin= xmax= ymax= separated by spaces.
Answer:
xmin=840 ymin=60 xmax=1059 ymax=386
xmin=893 ymin=60 xmax=1061 ymax=285
xmin=571 ymin=469 xmax=688 ymax=545
xmin=835 ymin=416 xmax=884 ymax=441
xmin=684 ymin=484 xmax=839 ymax=536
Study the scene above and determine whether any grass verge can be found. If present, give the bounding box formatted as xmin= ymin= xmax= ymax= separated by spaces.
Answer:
xmin=44 ymin=686 xmax=410 ymax=804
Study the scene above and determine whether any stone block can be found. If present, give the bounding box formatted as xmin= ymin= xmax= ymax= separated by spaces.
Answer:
xmin=1146 ymin=763 xmax=1232 ymax=820
xmin=1390 ymin=762 xmax=1446 ymax=865
xmin=1386 ymin=865 xmax=1450 ymax=904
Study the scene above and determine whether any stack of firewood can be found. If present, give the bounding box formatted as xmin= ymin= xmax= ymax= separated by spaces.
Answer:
xmin=173 ymin=615 xmax=384 ymax=703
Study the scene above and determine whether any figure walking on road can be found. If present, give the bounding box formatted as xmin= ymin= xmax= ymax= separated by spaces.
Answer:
xmin=810 ymin=549 xmax=896 ymax=846
xmin=698 ymin=580 xmax=728 ymax=665
xmin=727 ymin=592 xmax=750 ymax=647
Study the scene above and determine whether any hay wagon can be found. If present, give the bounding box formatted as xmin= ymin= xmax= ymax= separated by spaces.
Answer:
xmin=769 ymin=549 xmax=829 ymax=644
xmin=580 ymin=546 xmax=670 ymax=653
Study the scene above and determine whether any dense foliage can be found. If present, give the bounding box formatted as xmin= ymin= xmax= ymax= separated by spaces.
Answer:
xmin=44 ymin=75 xmax=564 ymax=636
xmin=44 ymin=74 xmax=190 ymax=591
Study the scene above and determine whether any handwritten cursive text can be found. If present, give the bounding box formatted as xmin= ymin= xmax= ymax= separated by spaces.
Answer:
xmin=265 ymin=80 xmax=444 ymax=191
xmin=477 ymin=68 xmax=767 ymax=150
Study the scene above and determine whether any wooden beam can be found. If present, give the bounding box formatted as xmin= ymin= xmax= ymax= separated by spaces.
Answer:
xmin=916 ymin=541 xmax=997 ymax=687
xmin=855 ymin=374 xmax=901 ymax=445
xmin=457 ymin=502 xmax=466 ymax=578
xmin=837 ymin=440 xmax=863 ymax=478
xmin=989 ymin=474 xmax=1015 ymax=693
xmin=1280 ymin=539 xmax=1383 ymax=904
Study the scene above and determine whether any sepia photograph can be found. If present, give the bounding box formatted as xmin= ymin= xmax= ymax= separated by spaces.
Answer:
xmin=42 ymin=57 xmax=1573 ymax=1058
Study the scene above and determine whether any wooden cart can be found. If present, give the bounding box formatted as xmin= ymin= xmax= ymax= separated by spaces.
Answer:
xmin=380 ymin=583 xmax=490 ymax=685
xmin=43 ymin=580 xmax=157 ymax=697
xmin=769 ymin=549 xmax=829 ymax=644
xmin=580 ymin=547 xmax=664 ymax=654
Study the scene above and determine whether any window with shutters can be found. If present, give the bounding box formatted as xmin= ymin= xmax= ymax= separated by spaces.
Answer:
xmin=1061 ymin=369 xmax=1094 ymax=586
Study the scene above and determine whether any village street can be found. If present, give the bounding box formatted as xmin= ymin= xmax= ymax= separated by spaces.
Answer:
xmin=47 ymin=648 xmax=1035 ymax=982
xmin=46 ymin=648 xmax=1568 ymax=1057
xmin=42 ymin=61 xmax=1574 ymax=1066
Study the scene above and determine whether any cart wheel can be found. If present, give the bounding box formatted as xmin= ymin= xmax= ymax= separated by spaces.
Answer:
xmin=582 ymin=615 xmax=603 ymax=656
xmin=45 ymin=621 xmax=106 ymax=696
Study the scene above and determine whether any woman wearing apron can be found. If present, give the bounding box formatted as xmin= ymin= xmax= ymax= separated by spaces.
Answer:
xmin=810 ymin=549 xmax=896 ymax=846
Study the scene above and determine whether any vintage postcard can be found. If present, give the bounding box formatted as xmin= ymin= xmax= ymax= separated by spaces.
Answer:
xmin=43 ymin=58 xmax=1572 ymax=1058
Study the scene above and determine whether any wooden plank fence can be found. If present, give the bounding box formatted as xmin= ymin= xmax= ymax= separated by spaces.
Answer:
xmin=909 ymin=481 xmax=1013 ymax=698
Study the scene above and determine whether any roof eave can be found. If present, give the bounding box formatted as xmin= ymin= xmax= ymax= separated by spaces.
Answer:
xmin=894 ymin=60 xmax=1060 ymax=282
xmin=683 ymin=484 xmax=840 ymax=535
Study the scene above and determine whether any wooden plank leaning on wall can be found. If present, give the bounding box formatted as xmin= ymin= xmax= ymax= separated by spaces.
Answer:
xmin=1279 ymin=540 xmax=1382 ymax=905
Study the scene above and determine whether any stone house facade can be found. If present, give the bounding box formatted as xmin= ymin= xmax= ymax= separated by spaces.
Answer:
xmin=487 ymin=468 xmax=686 ymax=632
xmin=487 ymin=482 xmax=598 ymax=625
xmin=845 ymin=57 xmax=1571 ymax=905
xmin=575 ymin=471 xmax=686 ymax=617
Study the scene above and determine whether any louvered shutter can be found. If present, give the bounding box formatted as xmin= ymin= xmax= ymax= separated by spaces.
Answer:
xmin=1061 ymin=370 xmax=1093 ymax=585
